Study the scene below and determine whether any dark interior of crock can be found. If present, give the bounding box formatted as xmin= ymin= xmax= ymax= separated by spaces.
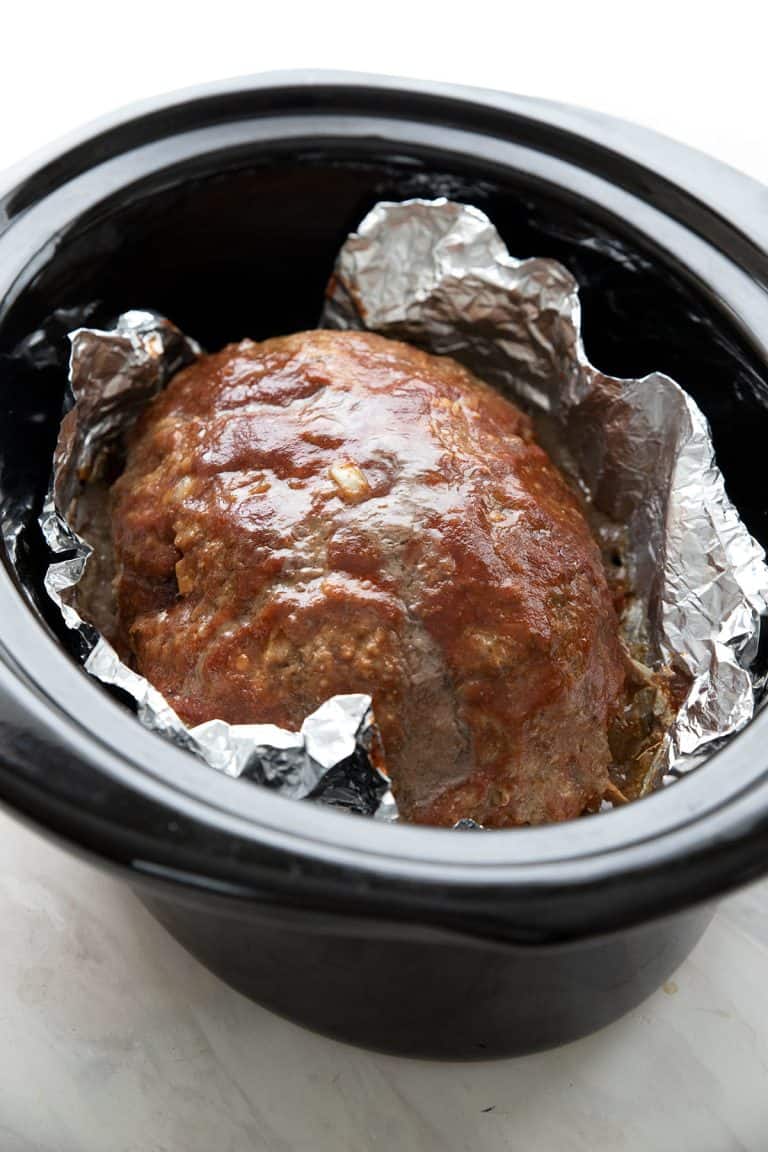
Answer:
xmin=2 ymin=144 xmax=767 ymax=694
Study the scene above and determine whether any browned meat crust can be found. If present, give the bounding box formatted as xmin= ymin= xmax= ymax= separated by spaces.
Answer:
xmin=111 ymin=330 xmax=626 ymax=826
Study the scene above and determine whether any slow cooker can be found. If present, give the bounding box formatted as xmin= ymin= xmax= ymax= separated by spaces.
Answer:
xmin=1 ymin=71 xmax=767 ymax=1059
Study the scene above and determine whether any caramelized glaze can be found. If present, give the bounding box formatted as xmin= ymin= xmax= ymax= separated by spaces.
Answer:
xmin=112 ymin=330 xmax=626 ymax=826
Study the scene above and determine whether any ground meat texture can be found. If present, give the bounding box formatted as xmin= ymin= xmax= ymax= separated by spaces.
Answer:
xmin=111 ymin=329 xmax=626 ymax=827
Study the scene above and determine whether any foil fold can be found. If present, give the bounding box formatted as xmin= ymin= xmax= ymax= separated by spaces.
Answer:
xmin=324 ymin=199 xmax=768 ymax=773
xmin=40 ymin=311 xmax=390 ymax=818
xmin=39 ymin=198 xmax=768 ymax=821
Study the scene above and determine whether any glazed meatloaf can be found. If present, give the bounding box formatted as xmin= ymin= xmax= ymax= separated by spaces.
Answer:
xmin=111 ymin=329 xmax=627 ymax=827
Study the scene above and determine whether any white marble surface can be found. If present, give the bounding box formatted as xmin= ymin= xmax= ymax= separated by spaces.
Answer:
xmin=0 ymin=810 xmax=766 ymax=1152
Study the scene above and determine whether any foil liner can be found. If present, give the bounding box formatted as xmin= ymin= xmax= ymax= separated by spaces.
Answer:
xmin=39 ymin=199 xmax=768 ymax=824
xmin=324 ymin=199 xmax=768 ymax=775
xmin=41 ymin=311 xmax=390 ymax=818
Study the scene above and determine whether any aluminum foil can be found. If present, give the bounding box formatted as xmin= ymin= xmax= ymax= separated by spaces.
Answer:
xmin=41 ymin=311 xmax=390 ymax=818
xmin=324 ymin=199 xmax=768 ymax=775
xmin=39 ymin=198 xmax=768 ymax=823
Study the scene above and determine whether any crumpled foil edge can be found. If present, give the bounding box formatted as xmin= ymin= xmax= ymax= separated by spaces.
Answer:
xmin=40 ymin=310 xmax=391 ymax=818
xmin=323 ymin=199 xmax=768 ymax=775
xmin=37 ymin=198 xmax=768 ymax=826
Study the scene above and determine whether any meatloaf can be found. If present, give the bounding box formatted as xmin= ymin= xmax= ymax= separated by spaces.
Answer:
xmin=111 ymin=329 xmax=627 ymax=827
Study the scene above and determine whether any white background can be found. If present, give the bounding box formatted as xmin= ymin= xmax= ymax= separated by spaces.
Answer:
xmin=1 ymin=3 xmax=768 ymax=1150
xmin=1 ymin=0 xmax=767 ymax=183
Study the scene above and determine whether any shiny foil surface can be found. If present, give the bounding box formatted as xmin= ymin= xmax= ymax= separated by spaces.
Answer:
xmin=41 ymin=311 xmax=390 ymax=818
xmin=40 ymin=200 xmax=768 ymax=822
xmin=325 ymin=200 xmax=768 ymax=777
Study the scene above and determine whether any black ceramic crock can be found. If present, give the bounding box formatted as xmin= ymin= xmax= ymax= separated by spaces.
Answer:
xmin=1 ymin=71 xmax=767 ymax=1060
